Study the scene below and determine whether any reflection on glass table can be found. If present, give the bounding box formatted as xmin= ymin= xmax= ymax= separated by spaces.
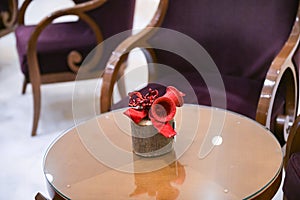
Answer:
xmin=43 ymin=104 xmax=282 ymax=200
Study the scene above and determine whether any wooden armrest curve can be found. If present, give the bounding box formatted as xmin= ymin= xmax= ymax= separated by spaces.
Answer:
xmin=256 ymin=3 xmax=300 ymax=131
xmin=18 ymin=0 xmax=106 ymax=25
xmin=0 ymin=0 xmax=18 ymax=27
xmin=0 ymin=0 xmax=18 ymax=37
xmin=18 ymin=0 xmax=32 ymax=25
xmin=100 ymin=0 xmax=169 ymax=112
xmin=25 ymin=0 xmax=106 ymax=82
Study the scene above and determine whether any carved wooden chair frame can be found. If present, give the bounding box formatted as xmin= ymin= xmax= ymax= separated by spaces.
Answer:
xmin=19 ymin=0 xmax=107 ymax=136
xmin=0 ymin=0 xmax=18 ymax=37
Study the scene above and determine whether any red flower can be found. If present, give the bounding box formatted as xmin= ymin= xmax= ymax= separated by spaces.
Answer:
xmin=149 ymin=96 xmax=176 ymax=123
xmin=165 ymin=86 xmax=185 ymax=107
xmin=149 ymin=96 xmax=177 ymax=138
xmin=151 ymin=120 xmax=176 ymax=138
xmin=123 ymin=108 xmax=148 ymax=124
xmin=124 ymin=86 xmax=184 ymax=138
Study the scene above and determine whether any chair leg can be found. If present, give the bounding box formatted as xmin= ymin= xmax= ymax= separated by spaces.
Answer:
xmin=35 ymin=192 xmax=49 ymax=200
xmin=31 ymin=82 xmax=41 ymax=136
xmin=22 ymin=77 xmax=28 ymax=94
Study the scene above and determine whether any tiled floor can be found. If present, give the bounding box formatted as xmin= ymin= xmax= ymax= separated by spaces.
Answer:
xmin=0 ymin=1 xmax=157 ymax=199
xmin=0 ymin=2 xmax=78 ymax=199
xmin=0 ymin=0 xmax=285 ymax=199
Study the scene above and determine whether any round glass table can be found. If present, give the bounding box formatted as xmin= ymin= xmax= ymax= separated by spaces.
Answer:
xmin=43 ymin=104 xmax=282 ymax=199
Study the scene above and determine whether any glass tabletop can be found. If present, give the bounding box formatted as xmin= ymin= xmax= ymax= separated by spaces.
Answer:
xmin=43 ymin=104 xmax=282 ymax=199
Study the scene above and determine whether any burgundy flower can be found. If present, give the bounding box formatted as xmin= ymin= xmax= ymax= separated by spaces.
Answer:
xmin=149 ymin=96 xmax=176 ymax=123
xmin=148 ymin=96 xmax=177 ymax=137
xmin=124 ymin=86 xmax=184 ymax=138
xmin=128 ymin=89 xmax=159 ymax=109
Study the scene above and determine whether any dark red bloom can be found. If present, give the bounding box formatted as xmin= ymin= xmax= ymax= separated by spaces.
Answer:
xmin=149 ymin=96 xmax=176 ymax=123
xmin=124 ymin=86 xmax=184 ymax=138
xmin=148 ymin=96 xmax=177 ymax=137
xmin=128 ymin=88 xmax=159 ymax=110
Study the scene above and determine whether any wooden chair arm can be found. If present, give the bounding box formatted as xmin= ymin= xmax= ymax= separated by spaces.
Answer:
xmin=284 ymin=115 xmax=300 ymax=168
xmin=0 ymin=0 xmax=18 ymax=27
xmin=26 ymin=0 xmax=106 ymax=85
xmin=100 ymin=0 xmax=169 ymax=113
xmin=18 ymin=0 xmax=105 ymax=25
xmin=35 ymin=192 xmax=49 ymax=200
xmin=256 ymin=3 xmax=300 ymax=132
xmin=18 ymin=0 xmax=32 ymax=25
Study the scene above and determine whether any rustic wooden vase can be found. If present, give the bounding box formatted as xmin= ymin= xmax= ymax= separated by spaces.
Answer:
xmin=131 ymin=119 xmax=174 ymax=157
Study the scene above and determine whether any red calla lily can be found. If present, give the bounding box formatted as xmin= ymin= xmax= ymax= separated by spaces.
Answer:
xmin=124 ymin=86 xmax=184 ymax=138
xmin=149 ymin=96 xmax=176 ymax=123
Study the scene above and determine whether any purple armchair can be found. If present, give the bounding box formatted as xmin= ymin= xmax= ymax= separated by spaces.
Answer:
xmin=283 ymin=115 xmax=300 ymax=200
xmin=100 ymin=0 xmax=300 ymax=146
xmin=0 ymin=0 xmax=17 ymax=37
xmin=15 ymin=0 xmax=136 ymax=136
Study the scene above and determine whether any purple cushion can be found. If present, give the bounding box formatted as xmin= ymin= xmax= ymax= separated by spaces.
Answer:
xmin=141 ymin=0 xmax=297 ymax=144
xmin=15 ymin=22 xmax=96 ymax=76
xmin=113 ymin=74 xmax=263 ymax=119
xmin=283 ymin=152 xmax=300 ymax=200
xmin=15 ymin=0 xmax=135 ymax=77
xmin=85 ymin=0 xmax=135 ymax=39
xmin=0 ymin=1 xmax=9 ymax=11
xmin=157 ymin=0 xmax=298 ymax=82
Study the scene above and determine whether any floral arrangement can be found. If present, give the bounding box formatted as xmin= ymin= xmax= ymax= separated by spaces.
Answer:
xmin=124 ymin=86 xmax=185 ymax=138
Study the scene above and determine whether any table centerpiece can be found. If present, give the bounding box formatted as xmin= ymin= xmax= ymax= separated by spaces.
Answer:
xmin=124 ymin=86 xmax=185 ymax=157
